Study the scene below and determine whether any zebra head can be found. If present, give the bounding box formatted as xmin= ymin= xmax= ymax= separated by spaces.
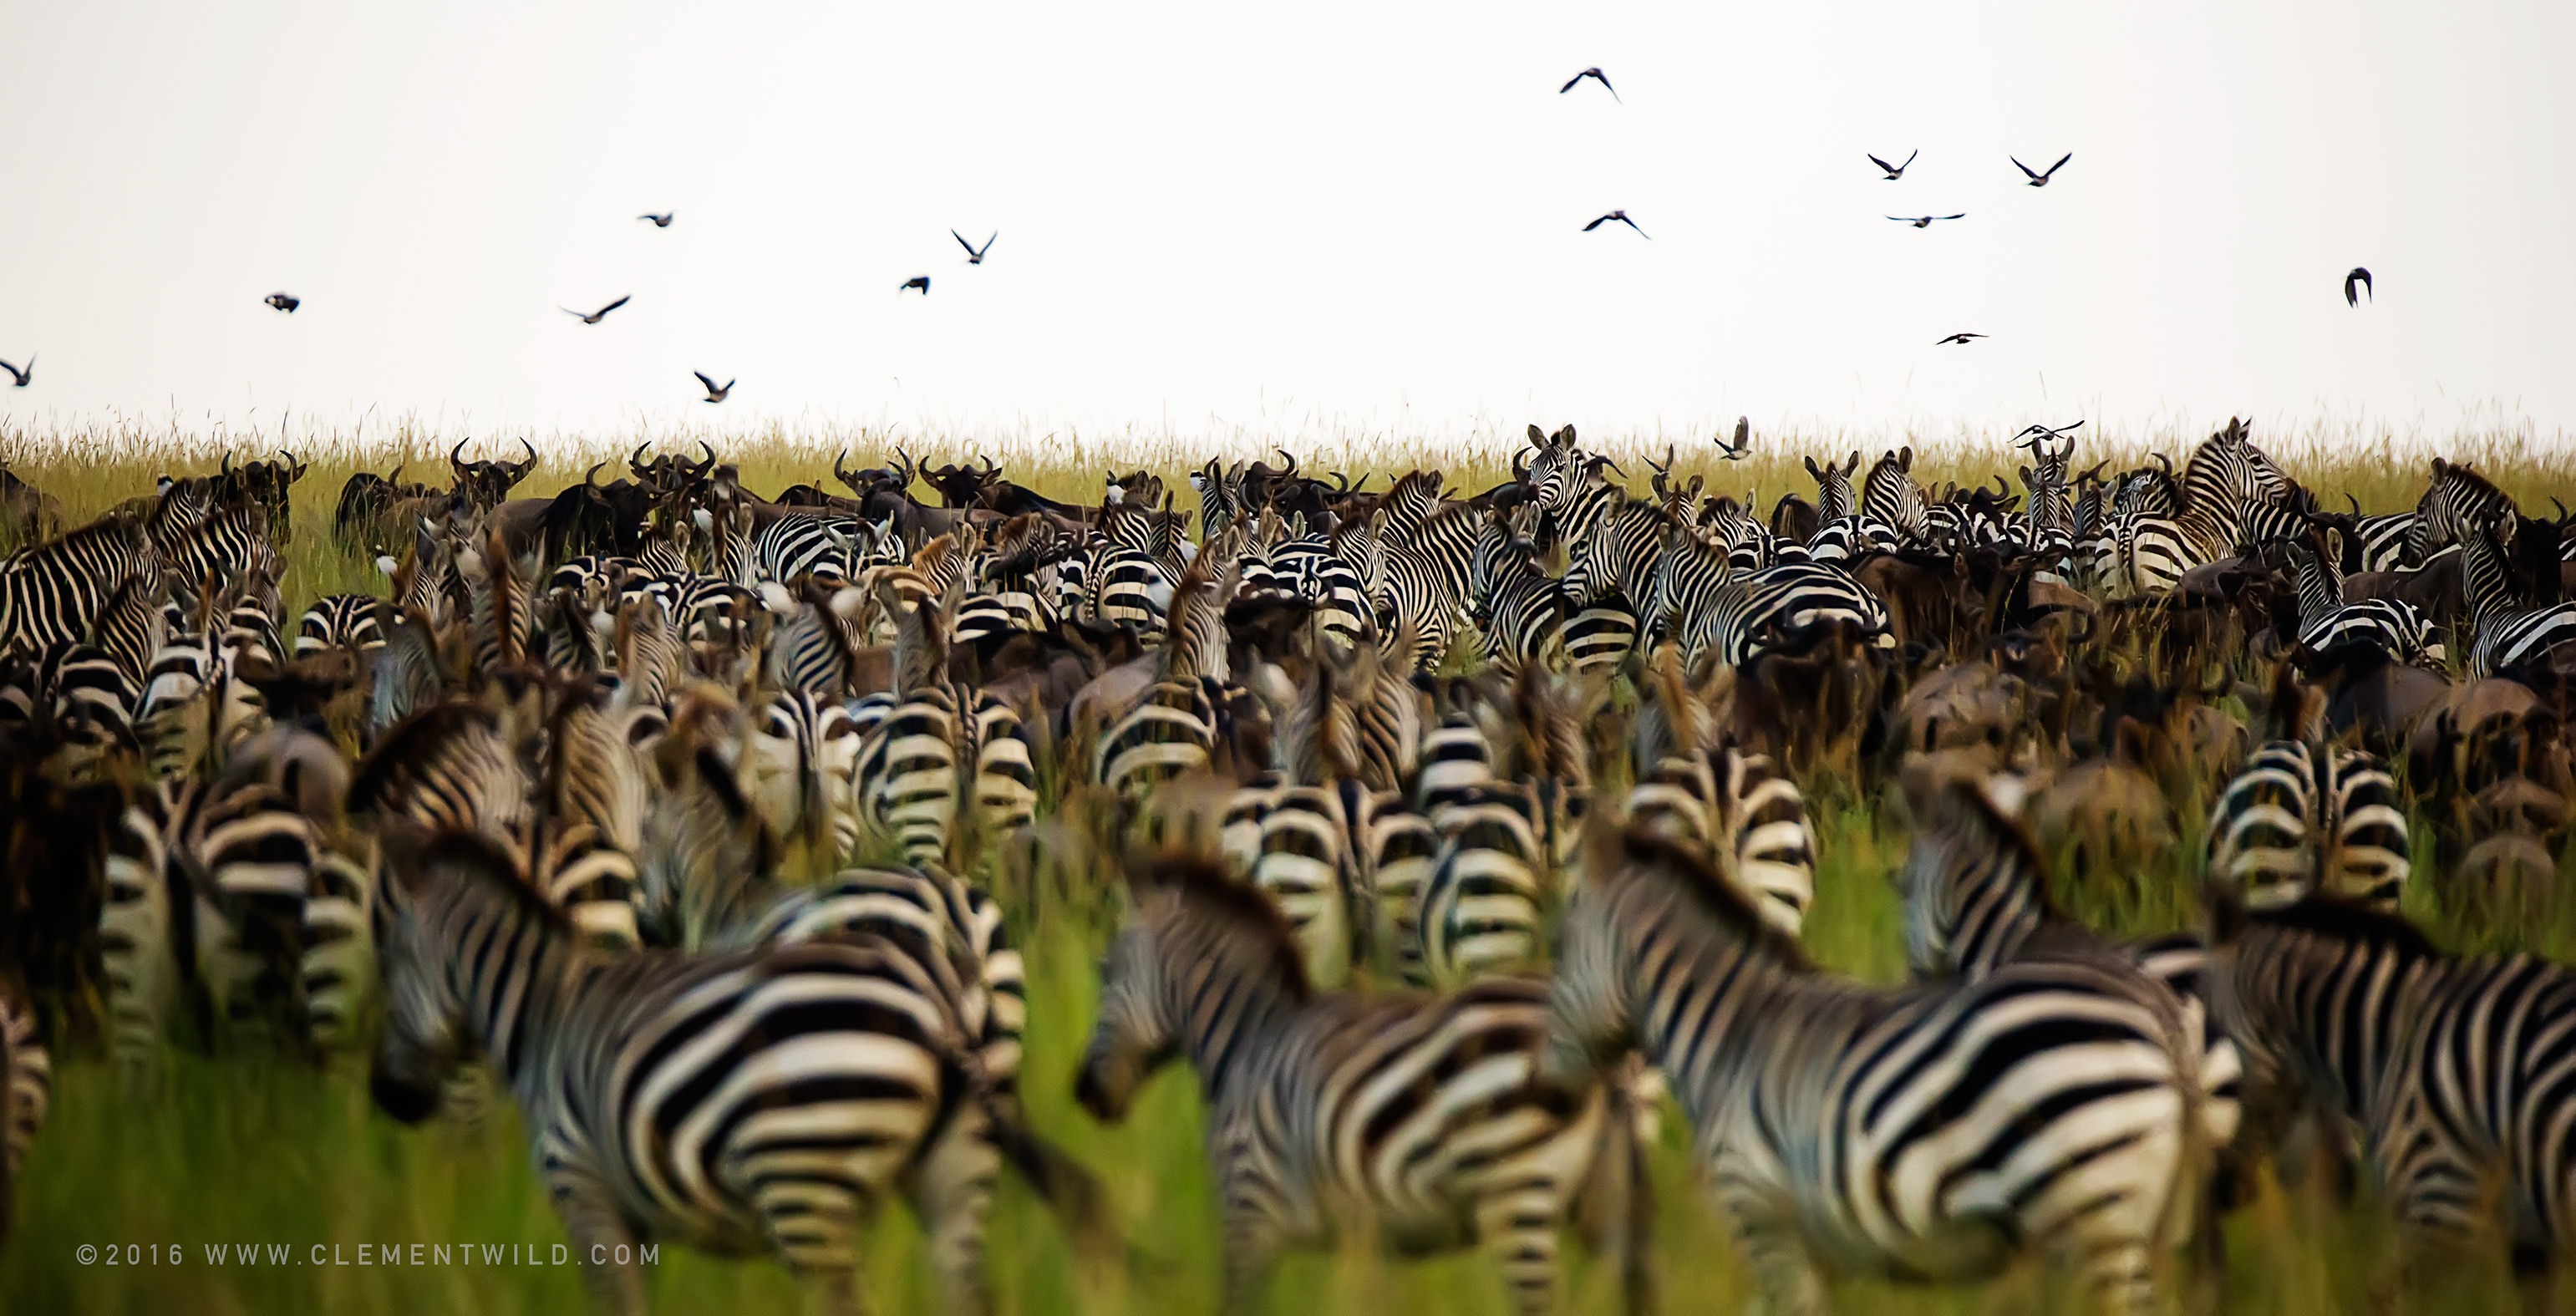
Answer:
xmin=1803 ymin=451 xmax=1860 ymax=524
xmin=2405 ymin=457 xmax=2508 ymax=567
xmin=368 ymin=829 xmax=528 ymax=1124
xmin=1893 ymin=760 xmax=2045 ymax=978
xmin=1075 ymin=856 xmax=1313 ymax=1121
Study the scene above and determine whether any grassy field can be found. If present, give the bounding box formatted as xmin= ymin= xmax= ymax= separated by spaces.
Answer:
xmin=3 ymin=419 xmax=2573 ymax=1313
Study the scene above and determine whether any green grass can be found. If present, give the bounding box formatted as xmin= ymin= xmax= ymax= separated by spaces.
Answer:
xmin=3 ymin=420 xmax=2573 ymax=1313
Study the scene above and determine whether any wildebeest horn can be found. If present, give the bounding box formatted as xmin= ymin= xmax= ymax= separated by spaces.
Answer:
xmin=390 ymin=463 xmax=406 ymax=483
xmin=1513 ymin=447 xmax=1532 ymax=480
xmin=584 ymin=460 xmax=606 ymax=486
xmin=1330 ymin=470 xmax=1349 ymax=492
xmin=2150 ymin=452 xmax=2172 ymax=475
xmin=221 ymin=450 xmax=235 ymax=475
xmin=1989 ymin=475 xmax=2010 ymax=498
xmin=693 ymin=440 xmax=715 ymax=473
xmin=630 ymin=442 xmax=653 ymax=474
xmin=1276 ymin=449 xmax=1298 ymax=478
xmin=834 ymin=448 xmax=859 ymax=487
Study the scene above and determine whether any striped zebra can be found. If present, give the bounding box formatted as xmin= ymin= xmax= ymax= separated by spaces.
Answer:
xmin=1241 ymin=661 xmax=1380 ymax=986
xmin=1093 ymin=564 xmax=1237 ymax=800
xmin=2285 ymin=528 xmax=2436 ymax=668
xmin=2459 ymin=510 xmax=2576 ymax=681
xmin=1543 ymin=826 xmax=2205 ymax=1315
xmin=372 ymin=828 xmax=1012 ymax=1314
xmin=2208 ymin=893 xmax=2576 ymax=1279
xmin=0 ymin=984 xmax=51 ymax=1250
xmin=1076 ymin=856 xmax=1642 ymax=1316
xmin=2324 ymin=500 xmax=2418 ymax=574
xmin=1621 ymin=644 xmax=1816 ymax=934
xmin=1677 ymin=559 xmax=1893 ymax=668
xmin=293 ymin=593 xmax=387 ymax=660
xmin=2403 ymin=456 xmax=2512 ymax=566
xmin=1858 ymin=447 xmax=1927 ymax=544
xmin=1374 ymin=473 xmax=1480 ymax=668
xmin=2113 ymin=423 xmax=2285 ymax=593
xmin=1556 ymin=480 xmax=1665 ymax=671
xmin=2206 ymin=738 xmax=2411 ymax=911
xmin=854 ymin=588 xmax=1039 ymax=868
xmin=1466 ymin=508 xmax=1565 ymax=674
xmin=1896 ymin=765 xmax=2245 ymax=1207
xmin=0 ymin=511 xmax=150 ymax=657
xmin=100 ymin=771 xmax=349 ymax=1076
xmin=749 ymin=689 xmax=861 ymax=871
xmin=1802 ymin=451 xmax=1860 ymax=523
xmin=1801 ymin=514 xmax=1901 ymax=564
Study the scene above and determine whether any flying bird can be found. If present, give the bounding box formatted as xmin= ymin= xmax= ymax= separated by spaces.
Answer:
xmin=1583 ymin=210 xmax=1649 ymax=238
xmin=899 ymin=275 xmax=931 ymax=294
xmin=1715 ymin=415 xmax=1752 ymax=460
xmin=1559 ymin=68 xmax=1618 ymax=101
xmin=2012 ymin=153 xmax=2073 ymax=187
xmin=561 ymin=296 xmax=631 ymax=324
xmin=2015 ymin=419 xmax=2084 ymax=444
xmin=638 ymin=213 xmax=673 ymax=228
xmin=694 ymin=372 xmax=734 ymax=404
xmin=1936 ymin=332 xmax=1987 ymax=345
xmin=0 ymin=355 xmax=30 ymax=388
xmin=1868 ymin=150 xmax=1918 ymax=180
xmin=266 ymin=292 xmax=300 ymax=312
xmin=1888 ymin=214 xmax=1965 ymax=228
xmin=2345 ymin=267 xmax=2372 ymax=307
xmin=953 ymin=230 xmax=997 ymax=265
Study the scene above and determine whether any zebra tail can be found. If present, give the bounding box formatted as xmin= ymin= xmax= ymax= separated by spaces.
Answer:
xmin=984 ymin=1097 xmax=1125 ymax=1264
xmin=1571 ymin=1068 xmax=1657 ymax=1316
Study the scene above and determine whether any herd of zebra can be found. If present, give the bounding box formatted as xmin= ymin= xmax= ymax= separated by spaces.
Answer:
xmin=0 ymin=419 xmax=2573 ymax=1313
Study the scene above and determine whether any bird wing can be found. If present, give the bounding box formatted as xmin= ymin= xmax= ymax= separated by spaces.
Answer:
xmin=1560 ymin=74 xmax=1582 ymax=93
xmin=561 ymin=307 xmax=584 ymax=318
xmin=2013 ymin=155 xmax=2037 ymax=179
xmin=0 ymin=359 xmax=15 ymax=379
xmin=1939 ymin=213 xmax=1965 ymax=221
xmin=598 ymin=295 xmax=631 ymax=315
xmin=980 ymin=231 xmax=998 ymax=256
xmin=2046 ymin=152 xmax=2071 ymax=175
xmin=953 ymin=229 xmax=977 ymax=255
xmin=1869 ymin=154 xmax=1895 ymax=174
xmin=1901 ymin=149 xmax=1918 ymax=168
xmin=695 ymin=371 xmax=718 ymax=392
xmin=1622 ymin=216 xmax=1649 ymax=237
xmin=1583 ymin=215 xmax=1609 ymax=231
xmin=1888 ymin=216 xmax=1914 ymax=222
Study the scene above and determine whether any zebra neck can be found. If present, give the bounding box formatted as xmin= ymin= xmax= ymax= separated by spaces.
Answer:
xmin=444 ymin=889 xmax=585 ymax=1092
xmin=1176 ymin=956 xmax=1303 ymax=1105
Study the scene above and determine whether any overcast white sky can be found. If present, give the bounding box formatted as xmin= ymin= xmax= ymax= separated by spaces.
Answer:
xmin=2 ymin=1 xmax=2569 ymax=448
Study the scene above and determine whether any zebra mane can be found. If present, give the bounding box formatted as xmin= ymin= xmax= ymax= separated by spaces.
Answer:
xmin=1588 ymin=823 xmax=1813 ymax=968
xmin=1134 ymin=854 xmax=1313 ymax=1001
xmin=1636 ymin=643 xmax=1714 ymax=767
xmin=1508 ymin=663 xmax=1590 ymax=789
xmin=887 ymin=576 xmax=953 ymax=697
xmin=1278 ymin=657 xmax=1356 ymax=785
xmin=385 ymin=825 xmax=574 ymax=937
xmin=1159 ymin=554 xmax=1228 ymax=683
xmin=2426 ymin=457 xmax=2509 ymax=511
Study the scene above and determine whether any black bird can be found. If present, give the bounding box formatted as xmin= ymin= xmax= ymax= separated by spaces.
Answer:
xmin=2012 ymin=153 xmax=2073 ymax=187
xmin=1559 ymin=67 xmax=1618 ymax=101
xmin=1868 ymin=150 xmax=1918 ymax=180
xmin=2014 ymin=419 xmax=2084 ymax=445
xmin=899 ymin=276 xmax=931 ymax=294
xmin=1583 ymin=211 xmax=1649 ymax=238
xmin=953 ymin=230 xmax=997 ymax=265
xmin=2345 ymin=267 xmax=2373 ymax=307
xmin=638 ymin=213 xmax=674 ymax=228
xmin=0 ymin=355 xmax=30 ymax=389
xmin=561 ymin=296 xmax=630 ymax=325
xmin=1936 ymin=332 xmax=1987 ymax=345
xmin=267 ymin=292 xmax=300 ymax=312
xmin=1888 ymin=214 xmax=1965 ymax=228
xmin=694 ymin=372 xmax=734 ymax=404
xmin=1715 ymin=415 xmax=1752 ymax=460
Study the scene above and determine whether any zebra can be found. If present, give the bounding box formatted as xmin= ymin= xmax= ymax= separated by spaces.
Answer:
xmin=371 ymin=827 xmax=1011 ymax=1315
xmin=1622 ymin=742 xmax=1816 ymax=936
xmin=1542 ymin=825 xmax=2206 ymax=1316
xmin=1556 ymin=482 xmax=1665 ymax=671
xmin=1678 ymin=559 xmax=1892 ymax=668
xmin=2459 ymin=509 xmax=2576 ymax=681
xmin=1857 ymin=447 xmax=1927 ymax=544
xmin=0 ymin=511 xmax=150 ymax=657
xmin=2403 ymin=456 xmax=2514 ymax=566
xmin=1801 ymin=513 xmax=1901 ymax=564
xmin=1075 ymin=856 xmax=1644 ymax=1316
xmin=1093 ymin=564 xmax=1237 ymax=800
xmin=2113 ymin=423 xmax=2285 ymax=593
xmin=294 ymin=593 xmax=388 ymax=660
xmin=1415 ymin=780 xmax=1555 ymax=987
xmin=0 ymin=983 xmax=50 ymax=1250
xmin=99 ymin=772 xmax=348 ymax=1076
xmin=1374 ymin=474 xmax=1480 ymax=668
xmin=1801 ymin=451 xmax=1860 ymax=524
xmin=2207 ymin=892 xmax=2576 ymax=1283
xmin=2206 ymin=739 xmax=2412 ymax=912
xmin=749 ymin=688 xmax=861 ymax=870
xmin=1894 ymin=764 xmax=2248 ymax=1235
xmin=1466 ymin=508 xmax=1565 ymax=675
xmin=2283 ymin=528 xmax=2437 ymax=668
xmin=853 ymin=589 xmax=1039 ymax=869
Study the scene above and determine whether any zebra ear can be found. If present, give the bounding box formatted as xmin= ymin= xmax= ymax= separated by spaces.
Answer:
xmin=1527 ymin=424 xmax=1547 ymax=446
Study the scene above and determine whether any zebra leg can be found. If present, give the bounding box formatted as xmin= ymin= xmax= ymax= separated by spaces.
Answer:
xmin=1722 ymin=1199 xmax=1827 ymax=1316
xmin=1473 ymin=1179 xmax=1569 ymax=1316
xmin=905 ymin=1099 xmax=1000 ymax=1316
xmin=99 ymin=821 xmax=171 ymax=1086
xmin=546 ymin=1171 xmax=651 ymax=1315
